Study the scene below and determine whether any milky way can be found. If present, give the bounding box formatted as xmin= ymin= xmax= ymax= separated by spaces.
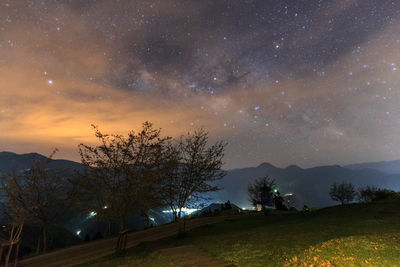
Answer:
xmin=1 ymin=0 xmax=400 ymax=168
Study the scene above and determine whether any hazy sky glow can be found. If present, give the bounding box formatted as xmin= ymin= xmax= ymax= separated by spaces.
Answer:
xmin=1 ymin=0 xmax=400 ymax=169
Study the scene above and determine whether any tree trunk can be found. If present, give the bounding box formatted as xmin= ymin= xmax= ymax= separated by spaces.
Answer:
xmin=172 ymin=210 xmax=177 ymax=222
xmin=42 ymin=226 xmax=47 ymax=252
xmin=107 ymin=220 xmax=112 ymax=237
xmin=123 ymin=229 xmax=127 ymax=250
xmin=0 ymin=244 xmax=4 ymax=263
xmin=177 ymin=209 xmax=183 ymax=234
xmin=146 ymin=214 xmax=150 ymax=228
xmin=115 ymin=217 xmax=127 ymax=251
xmin=35 ymin=235 xmax=41 ymax=254
xmin=13 ymin=242 xmax=20 ymax=267
xmin=143 ymin=212 xmax=150 ymax=229
xmin=5 ymin=244 xmax=13 ymax=267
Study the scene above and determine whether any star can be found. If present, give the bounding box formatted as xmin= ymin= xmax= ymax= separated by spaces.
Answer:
xmin=1 ymin=0 xmax=399 ymax=171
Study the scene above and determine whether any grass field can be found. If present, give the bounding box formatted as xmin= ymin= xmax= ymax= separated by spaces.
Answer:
xmin=79 ymin=197 xmax=400 ymax=266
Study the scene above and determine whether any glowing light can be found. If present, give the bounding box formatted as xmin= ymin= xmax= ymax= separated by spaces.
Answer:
xmin=48 ymin=80 xmax=53 ymax=84
xmin=76 ymin=230 xmax=81 ymax=235
xmin=162 ymin=208 xmax=198 ymax=214
xmin=87 ymin=211 xmax=97 ymax=218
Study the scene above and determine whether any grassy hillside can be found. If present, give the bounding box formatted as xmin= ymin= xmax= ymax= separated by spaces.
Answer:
xmin=79 ymin=197 xmax=400 ymax=266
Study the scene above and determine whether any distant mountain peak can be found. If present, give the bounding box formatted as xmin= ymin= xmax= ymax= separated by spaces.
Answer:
xmin=257 ymin=162 xmax=277 ymax=169
xmin=285 ymin=164 xmax=302 ymax=170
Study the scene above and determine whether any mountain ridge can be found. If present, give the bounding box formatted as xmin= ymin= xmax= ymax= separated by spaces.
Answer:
xmin=345 ymin=159 xmax=400 ymax=174
xmin=1 ymin=151 xmax=400 ymax=209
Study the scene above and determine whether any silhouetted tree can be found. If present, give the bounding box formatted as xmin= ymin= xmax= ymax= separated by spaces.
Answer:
xmin=283 ymin=194 xmax=296 ymax=210
xmin=0 ymin=175 xmax=28 ymax=267
xmin=273 ymin=190 xmax=287 ymax=211
xmin=224 ymin=200 xmax=232 ymax=210
xmin=329 ymin=181 xmax=356 ymax=205
xmin=161 ymin=128 xmax=226 ymax=233
xmin=73 ymin=122 xmax=170 ymax=251
xmin=248 ymin=176 xmax=275 ymax=210
xmin=358 ymin=185 xmax=379 ymax=203
xmin=374 ymin=189 xmax=397 ymax=201
xmin=0 ymin=150 xmax=63 ymax=266
xmin=20 ymin=150 xmax=71 ymax=253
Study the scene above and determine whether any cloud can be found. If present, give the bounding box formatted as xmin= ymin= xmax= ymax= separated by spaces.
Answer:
xmin=1 ymin=1 xmax=400 ymax=168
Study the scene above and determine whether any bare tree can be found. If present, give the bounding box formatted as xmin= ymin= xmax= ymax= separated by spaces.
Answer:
xmin=74 ymin=122 xmax=170 ymax=251
xmin=0 ymin=150 xmax=62 ymax=266
xmin=358 ymin=185 xmax=379 ymax=203
xmin=0 ymin=175 xmax=28 ymax=267
xmin=247 ymin=175 xmax=276 ymax=210
xmin=21 ymin=150 xmax=71 ymax=253
xmin=161 ymin=129 xmax=226 ymax=233
xmin=329 ymin=181 xmax=356 ymax=205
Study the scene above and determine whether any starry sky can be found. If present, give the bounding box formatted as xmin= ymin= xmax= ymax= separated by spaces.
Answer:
xmin=1 ymin=0 xmax=400 ymax=169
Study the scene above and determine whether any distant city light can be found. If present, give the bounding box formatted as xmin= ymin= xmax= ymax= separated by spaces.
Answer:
xmin=162 ymin=208 xmax=199 ymax=214
xmin=87 ymin=211 xmax=97 ymax=218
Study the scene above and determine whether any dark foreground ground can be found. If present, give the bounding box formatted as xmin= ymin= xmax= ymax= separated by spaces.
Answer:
xmin=18 ymin=215 xmax=238 ymax=267
xmin=80 ymin=198 xmax=400 ymax=266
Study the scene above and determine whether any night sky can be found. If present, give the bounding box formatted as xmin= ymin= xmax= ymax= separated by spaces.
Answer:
xmin=1 ymin=0 xmax=400 ymax=169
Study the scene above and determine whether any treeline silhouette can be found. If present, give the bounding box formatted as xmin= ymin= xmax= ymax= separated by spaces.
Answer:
xmin=329 ymin=181 xmax=398 ymax=205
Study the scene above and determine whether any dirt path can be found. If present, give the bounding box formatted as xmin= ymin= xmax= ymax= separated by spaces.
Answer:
xmin=18 ymin=215 xmax=240 ymax=267
xmin=157 ymin=245 xmax=237 ymax=267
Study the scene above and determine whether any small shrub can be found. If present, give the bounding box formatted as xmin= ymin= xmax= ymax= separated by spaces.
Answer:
xmin=288 ymin=206 xmax=298 ymax=212
xmin=302 ymin=205 xmax=310 ymax=212
xmin=374 ymin=189 xmax=396 ymax=201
